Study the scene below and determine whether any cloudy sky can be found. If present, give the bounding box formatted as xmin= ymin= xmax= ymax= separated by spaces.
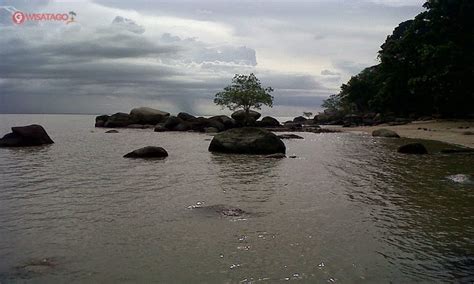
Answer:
xmin=0 ymin=0 xmax=424 ymax=116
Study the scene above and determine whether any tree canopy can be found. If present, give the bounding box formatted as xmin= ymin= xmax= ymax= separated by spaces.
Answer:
xmin=214 ymin=73 xmax=274 ymax=114
xmin=323 ymin=0 xmax=474 ymax=118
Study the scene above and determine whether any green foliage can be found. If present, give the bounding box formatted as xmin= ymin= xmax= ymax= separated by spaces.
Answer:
xmin=214 ymin=73 xmax=274 ymax=113
xmin=323 ymin=0 xmax=474 ymax=117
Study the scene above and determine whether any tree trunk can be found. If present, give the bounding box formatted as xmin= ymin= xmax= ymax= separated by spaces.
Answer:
xmin=244 ymin=107 xmax=250 ymax=126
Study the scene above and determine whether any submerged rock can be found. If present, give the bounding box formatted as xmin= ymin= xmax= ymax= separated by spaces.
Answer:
xmin=278 ymin=134 xmax=304 ymax=139
xmin=372 ymin=128 xmax=400 ymax=138
xmin=397 ymin=143 xmax=428 ymax=155
xmin=194 ymin=204 xmax=247 ymax=217
xmin=441 ymin=148 xmax=474 ymax=154
xmin=105 ymin=130 xmax=119 ymax=133
xmin=208 ymin=127 xmax=286 ymax=155
xmin=123 ymin=146 xmax=168 ymax=158
xmin=0 ymin=125 xmax=54 ymax=147
xmin=265 ymin=153 xmax=286 ymax=159
xmin=13 ymin=258 xmax=57 ymax=278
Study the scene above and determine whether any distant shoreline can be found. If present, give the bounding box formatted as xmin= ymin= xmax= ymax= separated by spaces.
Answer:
xmin=327 ymin=120 xmax=474 ymax=149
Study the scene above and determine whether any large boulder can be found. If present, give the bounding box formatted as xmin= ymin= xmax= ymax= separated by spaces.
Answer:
xmin=123 ymin=146 xmax=168 ymax=158
xmin=258 ymin=116 xmax=281 ymax=127
xmin=209 ymin=115 xmax=236 ymax=129
xmin=164 ymin=116 xmax=183 ymax=130
xmin=208 ymin=127 xmax=286 ymax=154
xmin=231 ymin=110 xmax=261 ymax=122
xmin=372 ymin=129 xmax=400 ymax=138
xmin=293 ymin=116 xmax=307 ymax=123
xmin=0 ymin=124 xmax=54 ymax=147
xmin=104 ymin=112 xmax=137 ymax=128
xmin=397 ymin=143 xmax=428 ymax=155
xmin=129 ymin=107 xmax=169 ymax=124
xmin=95 ymin=115 xmax=109 ymax=127
xmin=177 ymin=112 xmax=196 ymax=121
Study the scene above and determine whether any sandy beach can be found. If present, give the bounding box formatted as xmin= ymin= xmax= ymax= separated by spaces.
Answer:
xmin=329 ymin=120 xmax=474 ymax=149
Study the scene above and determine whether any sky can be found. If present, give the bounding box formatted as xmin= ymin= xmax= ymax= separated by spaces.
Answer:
xmin=0 ymin=0 xmax=425 ymax=116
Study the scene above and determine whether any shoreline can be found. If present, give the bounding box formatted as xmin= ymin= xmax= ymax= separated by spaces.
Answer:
xmin=326 ymin=120 xmax=474 ymax=149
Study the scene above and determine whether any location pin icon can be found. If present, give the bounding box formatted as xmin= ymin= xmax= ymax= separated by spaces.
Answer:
xmin=12 ymin=11 xmax=25 ymax=24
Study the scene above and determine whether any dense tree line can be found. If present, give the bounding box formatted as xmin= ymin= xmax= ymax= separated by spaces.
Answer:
xmin=323 ymin=0 xmax=474 ymax=118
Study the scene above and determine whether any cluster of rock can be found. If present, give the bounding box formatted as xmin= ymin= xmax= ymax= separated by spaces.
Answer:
xmin=314 ymin=111 xmax=423 ymax=127
xmin=95 ymin=107 xmax=335 ymax=134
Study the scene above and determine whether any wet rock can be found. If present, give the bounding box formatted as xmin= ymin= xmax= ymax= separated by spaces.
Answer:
xmin=278 ymin=134 xmax=304 ymax=139
xmin=283 ymin=122 xmax=302 ymax=130
xmin=397 ymin=143 xmax=428 ymax=155
xmin=177 ymin=112 xmax=196 ymax=121
xmin=130 ymin=107 xmax=169 ymax=124
xmin=123 ymin=146 xmax=168 ymax=158
xmin=105 ymin=130 xmax=119 ymax=133
xmin=208 ymin=127 xmax=286 ymax=155
xmin=0 ymin=125 xmax=54 ymax=147
xmin=174 ymin=122 xmax=192 ymax=131
xmin=372 ymin=128 xmax=400 ymax=138
xmin=463 ymin=131 xmax=474 ymax=135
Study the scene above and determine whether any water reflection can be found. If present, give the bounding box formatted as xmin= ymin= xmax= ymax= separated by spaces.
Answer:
xmin=210 ymin=153 xmax=282 ymax=204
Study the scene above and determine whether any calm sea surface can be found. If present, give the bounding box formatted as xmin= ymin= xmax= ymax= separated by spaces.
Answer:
xmin=0 ymin=114 xmax=473 ymax=283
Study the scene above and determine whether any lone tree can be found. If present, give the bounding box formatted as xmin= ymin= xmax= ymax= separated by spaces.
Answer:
xmin=214 ymin=73 xmax=274 ymax=124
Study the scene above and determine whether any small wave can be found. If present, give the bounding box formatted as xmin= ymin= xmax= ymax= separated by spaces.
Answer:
xmin=446 ymin=174 xmax=473 ymax=185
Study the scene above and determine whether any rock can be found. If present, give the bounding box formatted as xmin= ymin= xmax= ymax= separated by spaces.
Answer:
xmin=266 ymin=153 xmax=286 ymax=159
xmin=104 ymin=112 xmax=137 ymax=128
xmin=105 ymin=130 xmax=119 ymax=133
xmin=209 ymin=115 xmax=236 ymax=129
xmin=95 ymin=115 xmax=109 ymax=127
xmin=205 ymin=127 xmax=219 ymax=133
xmin=231 ymin=110 xmax=261 ymax=122
xmin=154 ymin=124 xmax=167 ymax=132
xmin=129 ymin=107 xmax=169 ymax=124
xmin=293 ymin=116 xmax=307 ymax=123
xmin=174 ymin=122 xmax=192 ymax=131
xmin=164 ymin=116 xmax=183 ymax=130
xmin=397 ymin=143 xmax=428 ymax=155
xmin=177 ymin=112 xmax=196 ymax=121
xmin=208 ymin=127 xmax=286 ymax=154
xmin=283 ymin=121 xmax=302 ymax=130
xmin=258 ymin=116 xmax=281 ymax=127
xmin=278 ymin=134 xmax=304 ymax=139
xmin=0 ymin=125 xmax=54 ymax=147
xmin=123 ymin=146 xmax=168 ymax=158
xmin=463 ymin=131 xmax=474 ymax=135
xmin=372 ymin=128 xmax=400 ymax=138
